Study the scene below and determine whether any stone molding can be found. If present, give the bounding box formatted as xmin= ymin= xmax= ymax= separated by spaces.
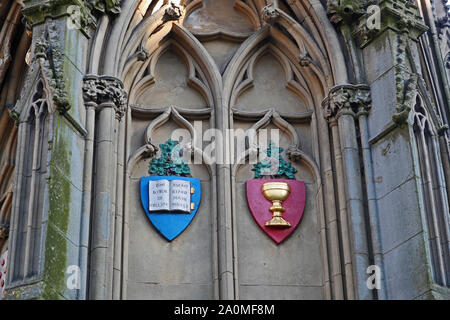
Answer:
xmin=322 ymin=84 xmax=372 ymax=121
xmin=82 ymin=75 xmax=128 ymax=118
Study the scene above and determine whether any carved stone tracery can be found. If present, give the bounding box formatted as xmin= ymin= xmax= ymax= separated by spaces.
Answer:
xmin=326 ymin=0 xmax=370 ymax=24
xmin=31 ymin=23 xmax=70 ymax=114
xmin=22 ymin=0 xmax=96 ymax=35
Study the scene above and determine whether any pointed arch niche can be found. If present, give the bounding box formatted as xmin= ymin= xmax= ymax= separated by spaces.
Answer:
xmin=224 ymin=25 xmax=328 ymax=299
xmin=117 ymin=15 xmax=220 ymax=300
xmin=87 ymin=0 xmax=352 ymax=300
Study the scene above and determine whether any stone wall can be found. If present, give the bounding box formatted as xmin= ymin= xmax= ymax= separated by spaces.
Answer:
xmin=0 ymin=0 xmax=448 ymax=300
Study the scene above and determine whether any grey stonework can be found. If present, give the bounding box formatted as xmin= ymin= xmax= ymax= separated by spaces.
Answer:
xmin=0 ymin=0 xmax=448 ymax=300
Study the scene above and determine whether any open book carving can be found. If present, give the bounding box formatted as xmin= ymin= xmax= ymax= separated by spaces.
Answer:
xmin=149 ymin=179 xmax=191 ymax=213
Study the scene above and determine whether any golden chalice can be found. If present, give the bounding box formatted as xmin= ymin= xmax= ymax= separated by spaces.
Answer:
xmin=262 ymin=182 xmax=291 ymax=228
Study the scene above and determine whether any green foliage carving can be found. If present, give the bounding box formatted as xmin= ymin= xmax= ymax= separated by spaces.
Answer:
xmin=252 ymin=141 xmax=297 ymax=179
xmin=148 ymin=139 xmax=191 ymax=177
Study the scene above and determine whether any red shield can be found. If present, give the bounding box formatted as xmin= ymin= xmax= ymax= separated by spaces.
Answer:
xmin=246 ymin=179 xmax=306 ymax=244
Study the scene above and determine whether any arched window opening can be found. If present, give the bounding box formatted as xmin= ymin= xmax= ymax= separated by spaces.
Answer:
xmin=413 ymin=96 xmax=450 ymax=287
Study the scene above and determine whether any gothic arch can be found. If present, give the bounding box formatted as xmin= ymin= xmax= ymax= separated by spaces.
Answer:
xmin=8 ymin=63 xmax=55 ymax=289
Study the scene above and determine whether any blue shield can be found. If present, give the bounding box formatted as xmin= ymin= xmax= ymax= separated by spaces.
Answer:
xmin=140 ymin=176 xmax=201 ymax=241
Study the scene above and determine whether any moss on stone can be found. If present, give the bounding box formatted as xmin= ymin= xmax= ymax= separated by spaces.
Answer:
xmin=48 ymin=166 xmax=71 ymax=233
xmin=42 ymin=224 xmax=68 ymax=299
xmin=50 ymin=117 xmax=73 ymax=178
xmin=42 ymin=116 xmax=73 ymax=299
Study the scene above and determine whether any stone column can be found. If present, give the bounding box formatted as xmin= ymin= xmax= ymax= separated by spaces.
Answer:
xmin=355 ymin=91 xmax=388 ymax=300
xmin=323 ymin=84 xmax=372 ymax=300
xmin=82 ymin=75 xmax=127 ymax=300
xmin=327 ymin=115 xmax=355 ymax=300
xmin=79 ymin=99 xmax=96 ymax=301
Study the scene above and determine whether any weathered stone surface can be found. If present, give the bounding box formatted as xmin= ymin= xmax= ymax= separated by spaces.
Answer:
xmin=383 ymin=233 xmax=430 ymax=299
xmin=371 ymin=128 xmax=415 ymax=199
xmin=2 ymin=0 xmax=449 ymax=301
xmin=377 ymin=179 xmax=423 ymax=253
xmin=367 ymin=69 xmax=399 ymax=139
xmin=362 ymin=33 xmax=395 ymax=85
xmin=239 ymin=285 xmax=323 ymax=300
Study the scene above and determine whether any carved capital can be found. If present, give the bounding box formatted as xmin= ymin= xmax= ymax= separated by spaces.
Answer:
xmin=322 ymin=84 xmax=371 ymax=121
xmin=163 ymin=2 xmax=183 ymax=21
xmin=83 ymin=75 xmax=128 ymax=118
xmin=261 ymin=4 xmax=280 ymax=24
